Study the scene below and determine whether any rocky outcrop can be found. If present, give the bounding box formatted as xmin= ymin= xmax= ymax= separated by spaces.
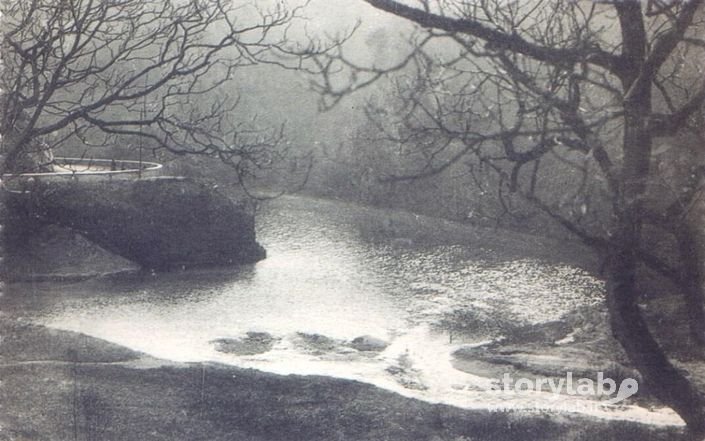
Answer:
xmin=211 ymin=332 xmax=279 ymax=356
xmin=450 ymin=307 xmax=640 ymax=394
xmin=5 ymin=177 xmax=265 ymax=271
xmin=349 ymin=335 xmax=389 ymax=352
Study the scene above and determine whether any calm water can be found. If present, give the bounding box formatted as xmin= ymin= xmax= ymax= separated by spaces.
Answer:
xmin=3 ymin=195 xmax=680 ymax=426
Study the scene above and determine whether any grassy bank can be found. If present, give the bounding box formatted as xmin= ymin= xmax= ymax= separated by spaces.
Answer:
xmin=0 ymin=317 xmax=683 ymax=441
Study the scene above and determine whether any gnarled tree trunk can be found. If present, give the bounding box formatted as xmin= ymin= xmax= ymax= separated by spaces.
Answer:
xmin=610 ymin=89 xmax=705 ymax=436
xmin=607 ymin=247 xmax=705 ymax=436
xmin=0 ymin=97 xmax=55 ymax=175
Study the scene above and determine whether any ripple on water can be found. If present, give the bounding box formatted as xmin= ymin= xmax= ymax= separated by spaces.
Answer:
xmin=3 ymin=195 xmax=677 ymax=427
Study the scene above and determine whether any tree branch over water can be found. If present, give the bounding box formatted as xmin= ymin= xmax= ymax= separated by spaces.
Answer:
xmin=308 ymin=0 xmax=705 ymax=434
xmin=0 ymin=0 xmax=327 ymax=180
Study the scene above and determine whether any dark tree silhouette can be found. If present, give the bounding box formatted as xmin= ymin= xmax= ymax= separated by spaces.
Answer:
xmin=312 ymin=0 xmax=705 ymax=435
xmin=0 ymin=0 xmax=319 ymax=182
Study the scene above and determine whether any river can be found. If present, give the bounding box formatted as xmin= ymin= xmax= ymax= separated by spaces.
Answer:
xmin=2 ymin=195 xmax=681 ymax=427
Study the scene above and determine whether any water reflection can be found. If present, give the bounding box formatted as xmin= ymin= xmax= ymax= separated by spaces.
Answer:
xmin=2 ymin=195 xmax=678 ymax=426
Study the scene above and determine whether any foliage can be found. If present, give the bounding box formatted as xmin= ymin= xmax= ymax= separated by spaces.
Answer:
xmin=310 ymin=0 xmax=705 ymax=434
xmin=0 ymin=0 xmax=321 ymax=186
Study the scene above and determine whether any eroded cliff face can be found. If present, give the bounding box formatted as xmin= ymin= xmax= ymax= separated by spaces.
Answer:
xmin=4 ymin=177 xmax=265 ymax=276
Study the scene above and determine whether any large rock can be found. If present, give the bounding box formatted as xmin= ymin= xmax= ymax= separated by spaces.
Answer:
xmin=5 ymin=177 xmax=265 ymax=270
xmin=211 ymin=332 xmax=279 ymax=356
xmin=348 ymin=335 xmax=389 ymax=352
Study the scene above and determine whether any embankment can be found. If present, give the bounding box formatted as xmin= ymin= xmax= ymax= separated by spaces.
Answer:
xmin=3 ymin=177 xmax=265 ymax=280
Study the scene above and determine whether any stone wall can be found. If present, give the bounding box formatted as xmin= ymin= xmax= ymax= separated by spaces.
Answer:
xmin=4 ymin=177 xmax=265 ymax=273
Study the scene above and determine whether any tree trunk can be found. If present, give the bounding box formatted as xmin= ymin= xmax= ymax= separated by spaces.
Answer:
xmin=611 ymin=87 xmax=705 ymax=435
xmin=0 ymin=96 xmax=54 ymax=175
xmin=607 ymin=248 xmax=705 ymax=436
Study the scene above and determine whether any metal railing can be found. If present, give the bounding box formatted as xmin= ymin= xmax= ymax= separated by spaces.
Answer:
xmin=1 ymin=157 xmax=163 ymax=192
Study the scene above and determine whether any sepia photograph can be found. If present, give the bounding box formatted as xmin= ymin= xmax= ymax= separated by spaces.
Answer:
xmin=1 ymin=0 xmax=705 ymax=439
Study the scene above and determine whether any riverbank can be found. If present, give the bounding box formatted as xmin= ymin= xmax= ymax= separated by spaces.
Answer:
xmin=1 ymin=194 xmax=698 ymax=439
xmin=3 ymin=192 xmax=600 ymax=283
xmin=0 ymin=316 xmax=683 ymax=441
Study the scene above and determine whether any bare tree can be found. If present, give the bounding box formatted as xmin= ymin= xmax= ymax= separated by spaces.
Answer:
xmin=0 ymin=0 xmax=319 ymax=184
xmin=312 ymin=0 xmax=705 ymax=435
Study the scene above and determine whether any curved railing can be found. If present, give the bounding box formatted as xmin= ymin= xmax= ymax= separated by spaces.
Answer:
xmin=1 ymin=157 xmax=163 ymax=192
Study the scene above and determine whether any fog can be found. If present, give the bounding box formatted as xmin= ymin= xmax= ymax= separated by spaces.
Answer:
xmin=228 ymin=0 xmax=419 ymax=152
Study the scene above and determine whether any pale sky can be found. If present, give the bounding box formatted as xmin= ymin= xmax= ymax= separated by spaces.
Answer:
xmin=231 ymin=0 xmax=419 ymax=149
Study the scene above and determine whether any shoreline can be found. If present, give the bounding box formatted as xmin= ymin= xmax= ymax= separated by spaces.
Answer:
xmin=1 ymin=194 xmax=696 ymax=439
xmin=0 ymin=316 xmax=684 ymax=441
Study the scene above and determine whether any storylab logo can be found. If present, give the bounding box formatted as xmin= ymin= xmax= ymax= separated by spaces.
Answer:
xmin=490 ymin=372 xmax=639 ymax=405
